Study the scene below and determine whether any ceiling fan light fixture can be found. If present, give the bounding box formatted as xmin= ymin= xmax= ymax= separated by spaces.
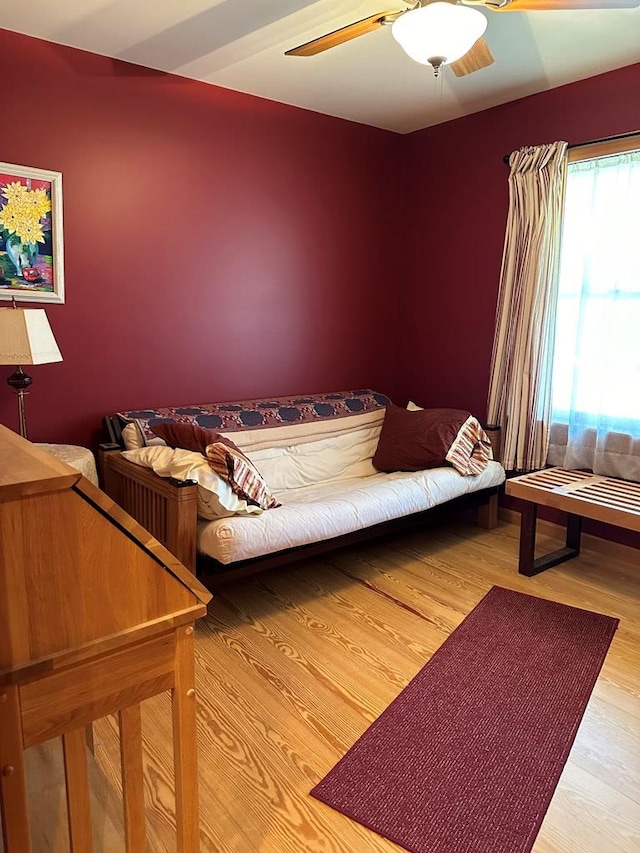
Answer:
xmin=391 ymin=2 xmax=488 ymax=71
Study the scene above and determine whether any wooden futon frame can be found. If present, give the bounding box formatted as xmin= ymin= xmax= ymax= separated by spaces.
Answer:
xmin=100 ymin=417 xmax=502 ymax=587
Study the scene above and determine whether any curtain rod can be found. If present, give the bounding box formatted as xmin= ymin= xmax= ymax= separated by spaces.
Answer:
xmin=501 ymin=130 xmax=640 ymax=164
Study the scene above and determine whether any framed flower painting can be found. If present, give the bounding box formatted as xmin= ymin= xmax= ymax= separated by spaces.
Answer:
xmin=0 ymin=162 xmax=64 ymax=303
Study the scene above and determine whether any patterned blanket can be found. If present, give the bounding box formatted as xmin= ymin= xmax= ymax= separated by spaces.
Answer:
xmin=118 ymin=389 xmax=390 ymax=443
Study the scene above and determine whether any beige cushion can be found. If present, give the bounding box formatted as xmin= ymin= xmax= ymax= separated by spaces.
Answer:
xmin=246 ymin=424 xmax=381 ymax=492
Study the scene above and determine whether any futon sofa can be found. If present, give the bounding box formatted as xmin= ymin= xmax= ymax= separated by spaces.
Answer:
xmin=100 ymin=390 xmax=505 ymax=584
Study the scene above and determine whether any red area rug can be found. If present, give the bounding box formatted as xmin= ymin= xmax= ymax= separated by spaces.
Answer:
xmin=311 ymin=586 xmax=618 ymax=853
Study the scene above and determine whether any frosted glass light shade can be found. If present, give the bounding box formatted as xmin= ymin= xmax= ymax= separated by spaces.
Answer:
xmin=392 ymin=2 xmax=487 ymax=68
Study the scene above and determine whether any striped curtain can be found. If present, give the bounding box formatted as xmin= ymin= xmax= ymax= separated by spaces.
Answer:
xmin=487 ymin=141 xmax=568 ymax=471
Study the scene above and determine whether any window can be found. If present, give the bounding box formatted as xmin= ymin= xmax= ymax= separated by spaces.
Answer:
xmin=548 ymin=136 xmax=640 ymax=478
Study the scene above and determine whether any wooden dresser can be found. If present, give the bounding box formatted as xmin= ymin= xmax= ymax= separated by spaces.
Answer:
xmin=0 ymin=425 xmax=211 ymax=851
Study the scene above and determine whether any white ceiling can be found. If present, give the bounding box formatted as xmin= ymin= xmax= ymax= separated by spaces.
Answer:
xmin=3 ymin=1 xmax=640 ymax=133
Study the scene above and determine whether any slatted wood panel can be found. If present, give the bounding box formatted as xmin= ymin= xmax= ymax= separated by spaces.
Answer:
xmin=11 ymin=517 xmax=638 ymax=852
xmin=506 ymin=468 xmax=640 ymax=532
xmin=99 ymin=449 xmax=198 ymax=571
xmin=126 ymin=478 xmax=168 ymax=541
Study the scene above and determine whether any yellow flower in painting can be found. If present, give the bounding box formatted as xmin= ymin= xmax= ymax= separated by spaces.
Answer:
xmin=0 ymin=183 xmax=51 ymax=244
xmin=16 ymin=219 xmax=45 ymax=244
xmin=0 ymin=207 xmax=20 ymax=234
xmin=2 ymin=181 xmax=28 ymax=203
xmin=0 ymin=207 xmax=17 ymax=234
xmin=22 ymin=188 xmax=51 ymax=219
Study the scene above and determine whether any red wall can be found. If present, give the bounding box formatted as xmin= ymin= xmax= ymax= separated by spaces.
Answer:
xmin=0 ymin=29 xmax=401 ymax=447
xmin=395 ymin=62 xmax=640 ymax=549
xmin=395 ymin=62 xmax=640 ymax=420
xmin=1 ymin=28 xmax=639 ymax=553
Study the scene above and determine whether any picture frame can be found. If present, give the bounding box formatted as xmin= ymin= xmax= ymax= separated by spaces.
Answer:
xmin=0 ymin=162 xmax=64 ymax=304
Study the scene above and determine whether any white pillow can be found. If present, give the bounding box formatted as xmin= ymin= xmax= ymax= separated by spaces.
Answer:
xmin=406 ymin=401 xmax=423 ymax=411
xmin=121 ymin=422 xmax=144 ymax=449
xmin=121 ymin=422 xmax=167 ymax=450
xmin=121 ymin=446 xmax=262 ymax=520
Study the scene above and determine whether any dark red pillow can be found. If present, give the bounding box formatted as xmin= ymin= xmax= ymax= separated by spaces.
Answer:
xmin=373 ymin=405 xmax=470 ymax=473
xmin=150 ymin=422 xmax=239 ymax=455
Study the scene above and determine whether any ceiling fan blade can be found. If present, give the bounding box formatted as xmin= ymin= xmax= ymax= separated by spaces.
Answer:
xmin=450 ymin=37 xmax=495 ymax=77
xmin=489 ymin=0 xmax=639 ymax=10
xmin=285 ymin=10 xmax=399 ymax=56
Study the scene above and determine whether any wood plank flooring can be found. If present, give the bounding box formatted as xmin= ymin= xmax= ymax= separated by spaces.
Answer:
xmin=10 ymin=517 xmax=640 ymax=851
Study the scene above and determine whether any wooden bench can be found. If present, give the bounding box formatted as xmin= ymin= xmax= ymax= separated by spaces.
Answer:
xmin=505 ymin=467 xmax=640 ymax=576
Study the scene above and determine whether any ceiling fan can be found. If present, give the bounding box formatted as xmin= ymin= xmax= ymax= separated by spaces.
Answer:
xmin=285 ymin=0 xmax=640 ymax=78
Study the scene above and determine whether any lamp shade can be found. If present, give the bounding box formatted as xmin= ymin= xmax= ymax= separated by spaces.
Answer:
xmin=392 ymin=2 xmax=487 ymax=68
xmin=0 ymin=308 xmax=63 ymax=365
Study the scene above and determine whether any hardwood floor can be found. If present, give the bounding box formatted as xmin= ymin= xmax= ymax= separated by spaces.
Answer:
xmin=13 ymin=517 xmax=640 ymax=851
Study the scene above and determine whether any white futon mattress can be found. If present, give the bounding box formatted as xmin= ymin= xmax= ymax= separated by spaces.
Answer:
xmin=197 ymin=460 xmax=505 ymax=564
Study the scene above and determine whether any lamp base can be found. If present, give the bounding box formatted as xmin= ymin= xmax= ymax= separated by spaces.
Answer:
xmin=6 ymin=366 xmax=32 ymax=439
